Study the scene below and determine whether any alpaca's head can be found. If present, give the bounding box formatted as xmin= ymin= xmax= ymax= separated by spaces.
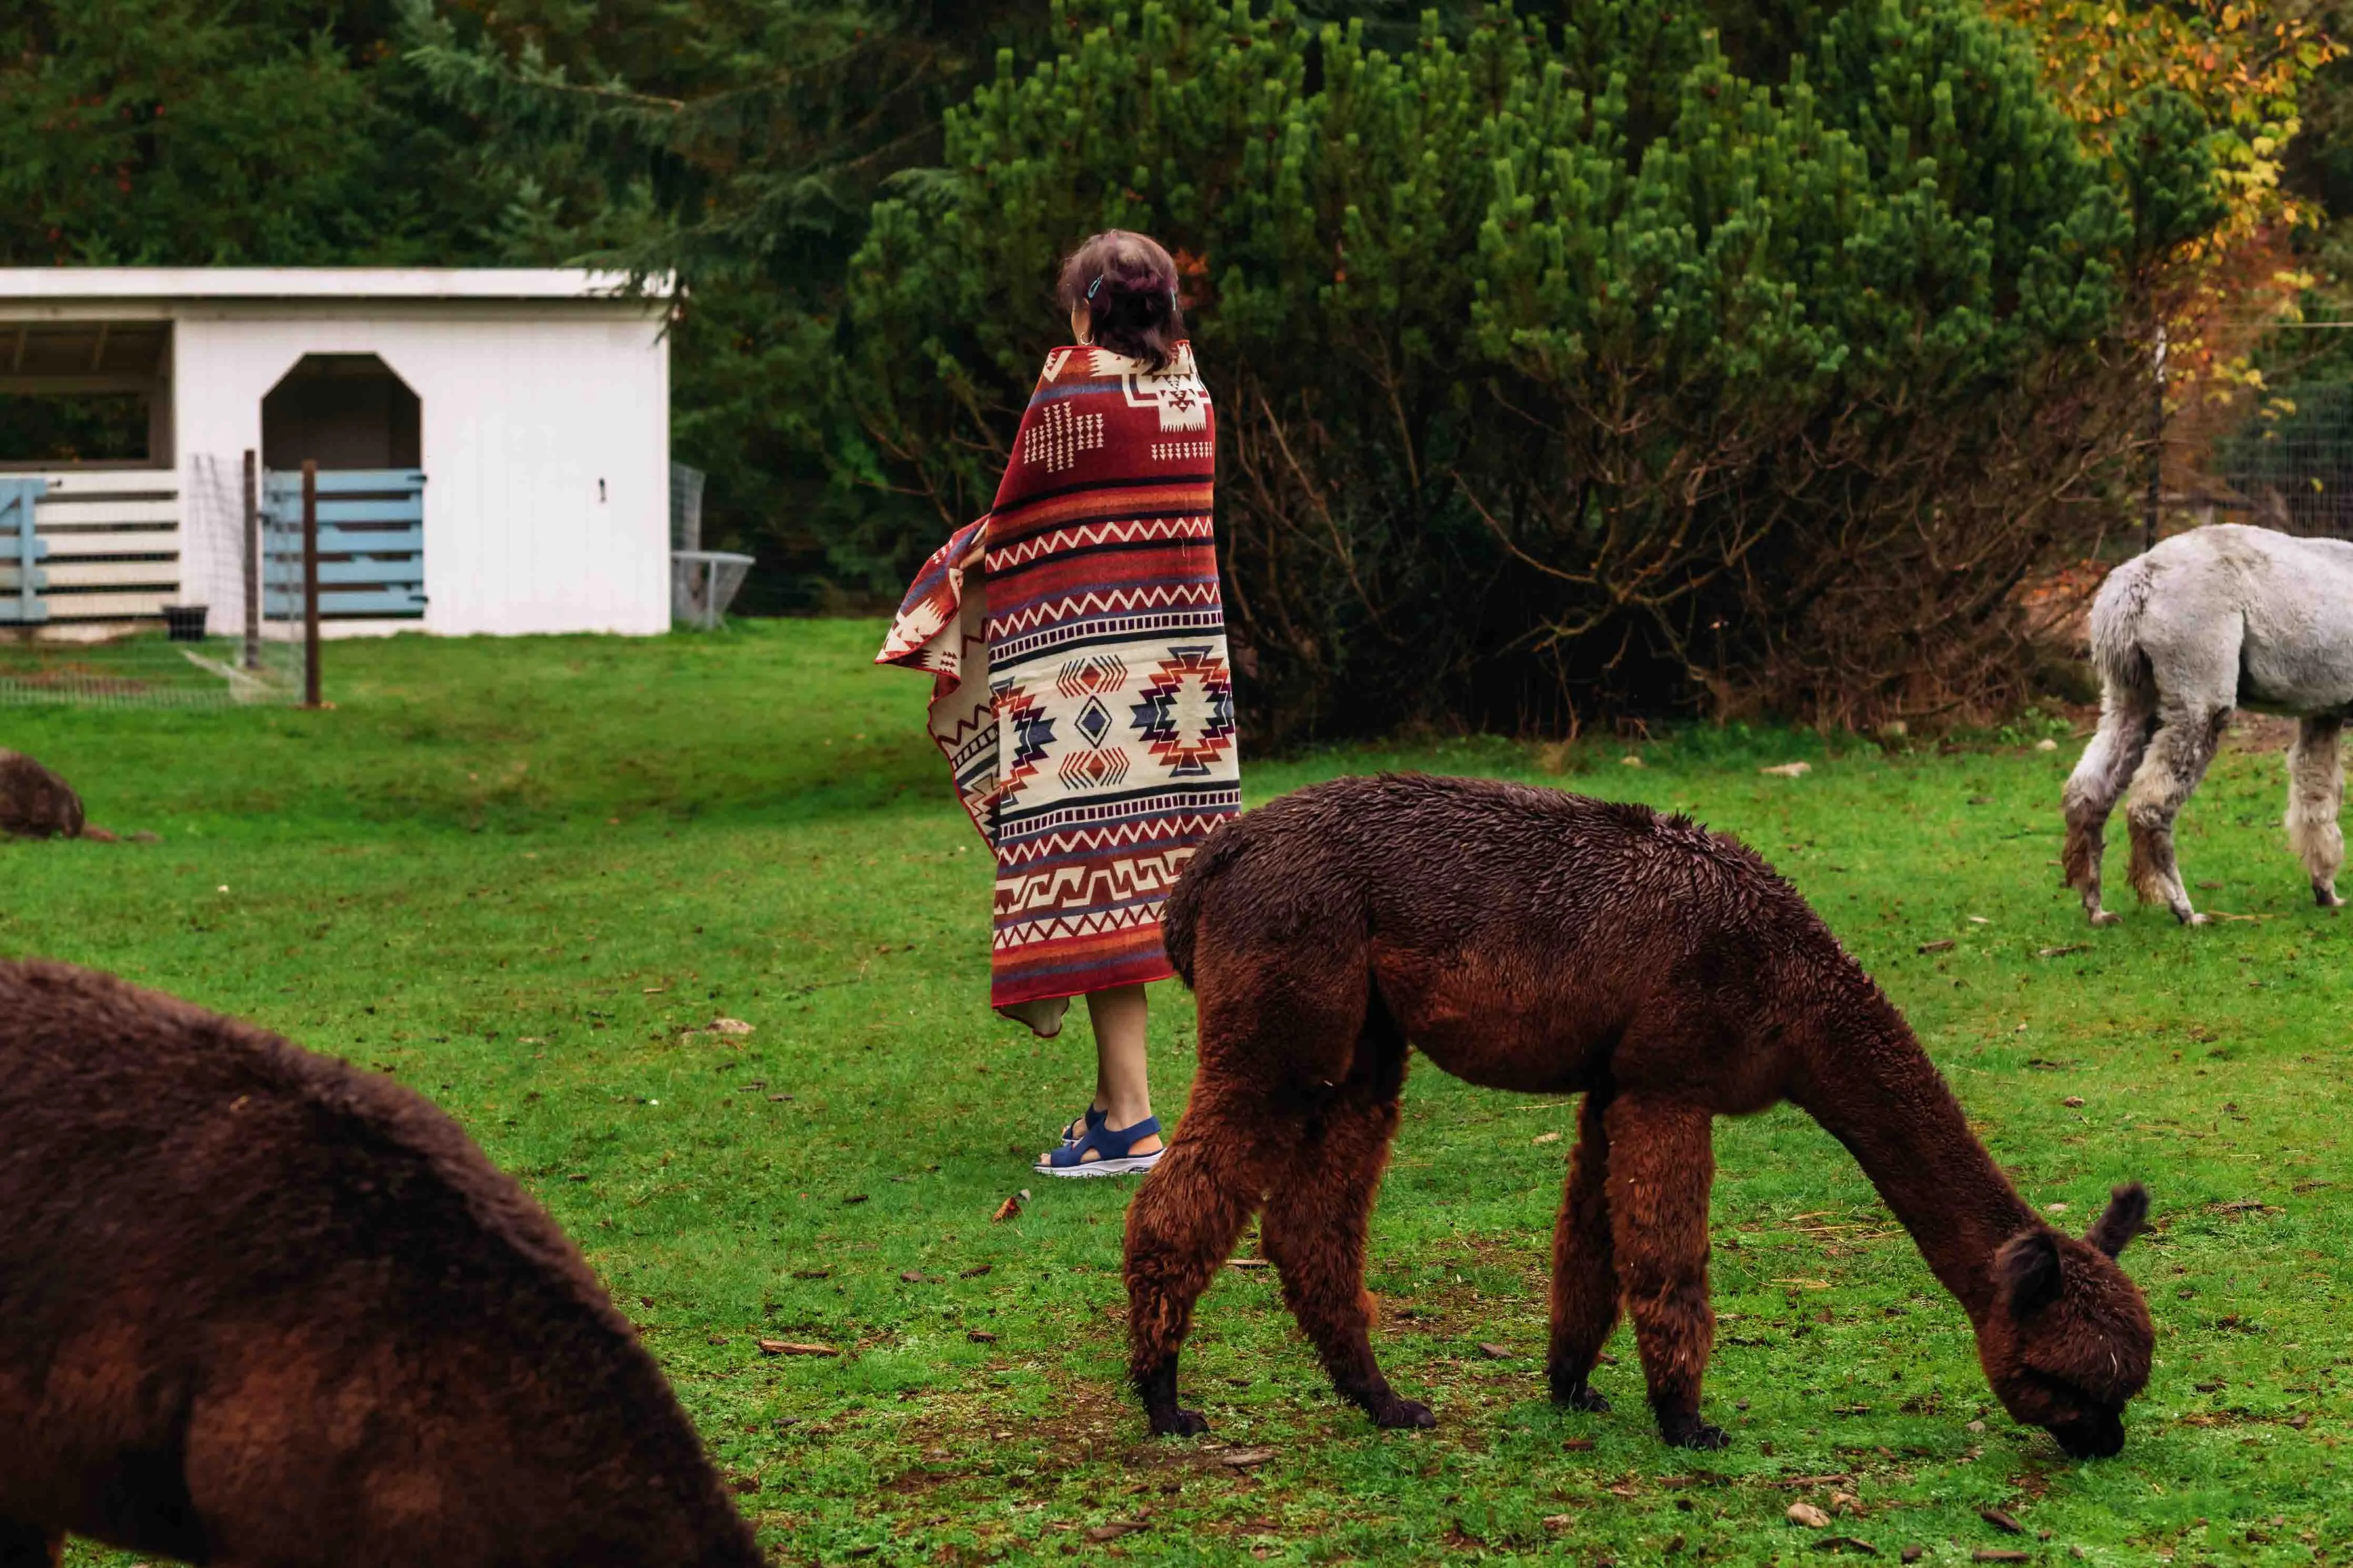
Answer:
xmin=1976 ymin=1183 xmax=2154 ymax=1459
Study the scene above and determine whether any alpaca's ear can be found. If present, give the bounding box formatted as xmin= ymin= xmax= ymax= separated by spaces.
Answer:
xmin=2086 ymin=1182 xmax=2150 ymax=1258
xmin=1997 ymin=1228 xmax=2064 ymax=1319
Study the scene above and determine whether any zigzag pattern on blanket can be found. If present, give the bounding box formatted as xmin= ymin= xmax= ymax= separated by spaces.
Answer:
xmin=986 ymin=513 xmax=1214 ymax=569
xmin=982 ymin=581 xmax=1224 ymax=640
xmin=994 ymin=890 xmax=1189 ymax=945
xmin=992 ymin=810 xmax=1240 ymax=868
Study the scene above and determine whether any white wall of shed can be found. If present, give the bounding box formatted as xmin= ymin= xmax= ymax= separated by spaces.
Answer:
xmin=170 ymin=302 xmax=671 ymax=638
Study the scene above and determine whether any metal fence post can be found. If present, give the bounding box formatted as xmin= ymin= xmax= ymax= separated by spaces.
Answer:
xmin=303 ymin=460 xmax=321 ymax=709
xmin=242 ymin=450 xmax=260 ymax=671
xmin=2144 ymin=326 xmax=2167 ymax=556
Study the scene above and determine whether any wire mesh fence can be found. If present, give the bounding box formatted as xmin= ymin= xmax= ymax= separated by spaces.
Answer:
xmin=670 ymin=459 xmax=705 ymax=552
xmin=0 ymin=452 xmax=311 ymax=709
xmin=667 ymin=460 xmax=751 ymax=629
xmin=2170 ymin=382 xmax=2353 ymax=538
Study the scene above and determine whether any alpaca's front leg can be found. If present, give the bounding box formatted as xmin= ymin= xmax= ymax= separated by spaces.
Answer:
xmin=1547 ymin=1089 xmax=1618 ymax=1412
xmin=1261 ymin=1083 xmax=1426 ymax=1429
xmin=2286 ymin=716 xmax=2346 ymax=907
xmin=1603 ymin=1094 xmax=1726 ymax=1450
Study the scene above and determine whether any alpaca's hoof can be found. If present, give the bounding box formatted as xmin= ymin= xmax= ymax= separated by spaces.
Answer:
xmin=2088 ymin=909 xmax=2121 ymax=927
xmin=1660 ymin=1419 xmax=1731 ymax=1451
xmin=1148 ymin=1405 xmax=1210 ymax=1438
xmin=2182 ymin=910 xmax=2211 ymax=927
xmin=1369 ymin=1394 xmax=1436 ymax=1430
xmin=2317 ymin=885 xmax=2344 ymax=909
xmin=1550 ymin=1376 xmax=1611 ymax=1414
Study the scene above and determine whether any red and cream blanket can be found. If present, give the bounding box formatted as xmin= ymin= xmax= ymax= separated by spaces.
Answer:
xmin=877 ymin=342 xmax=1240 ymax=1037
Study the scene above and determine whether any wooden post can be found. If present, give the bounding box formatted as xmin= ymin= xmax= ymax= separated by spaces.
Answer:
xmin=302 ymin=460 xmax=321 ymax=709
xmin=241 ymin=450 xmax=260 ymax=671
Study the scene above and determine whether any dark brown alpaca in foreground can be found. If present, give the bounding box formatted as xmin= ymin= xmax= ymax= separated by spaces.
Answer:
xmin=1128 ymin=774 xmax=2155 ymax=1456
xmin=0 ymin=960 xmax=761 ymax=1568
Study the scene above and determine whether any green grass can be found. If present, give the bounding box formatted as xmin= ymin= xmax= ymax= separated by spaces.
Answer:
xmin=5 ymin=619 xmax=2349 ymax=1566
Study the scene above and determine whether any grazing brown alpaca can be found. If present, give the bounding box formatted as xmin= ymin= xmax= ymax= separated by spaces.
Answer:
xmin=1125 ymin=774 xmax=2156 ymax=1456
xmin=0 ymin=960 xmax=762 ymax=1568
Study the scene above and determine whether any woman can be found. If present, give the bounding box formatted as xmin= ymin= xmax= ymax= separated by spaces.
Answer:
xmin=877 ymin=230 xmax=1240 ymax=1178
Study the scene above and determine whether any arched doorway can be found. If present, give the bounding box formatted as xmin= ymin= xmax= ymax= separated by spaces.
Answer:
xmin=259 ymin=355 xmax=427 ymax=621
xmin=262 ymin=354 xmax=419 ymax=470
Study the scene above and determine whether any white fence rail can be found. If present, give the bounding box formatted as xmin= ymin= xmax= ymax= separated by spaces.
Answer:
xmin=0 ymin=470 xmax=180 ymax=626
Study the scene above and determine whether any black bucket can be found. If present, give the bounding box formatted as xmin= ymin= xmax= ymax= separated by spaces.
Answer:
xmin=163 ymin=604 xmax=209 ymax=643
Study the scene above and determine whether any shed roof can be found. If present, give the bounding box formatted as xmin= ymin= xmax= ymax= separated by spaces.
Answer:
xmin=0 ymin=268 xmax=669 ymax=303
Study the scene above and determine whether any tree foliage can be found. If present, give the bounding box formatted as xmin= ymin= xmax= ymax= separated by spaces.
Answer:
xmin=829 ymin=0 xmax=2218 ymax=739
xmin=0 ymin=0 xmax=501 ymax=265
xmin=1994 ymin=0 xmax=2340 ymax=400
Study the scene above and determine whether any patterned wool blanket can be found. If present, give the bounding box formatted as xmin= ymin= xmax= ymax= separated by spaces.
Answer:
xmin=877 ymin=342 xmax=1240 ymax=1037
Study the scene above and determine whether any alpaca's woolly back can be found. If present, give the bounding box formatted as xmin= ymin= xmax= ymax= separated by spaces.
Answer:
xmin=1164 ymin=771 xmax=1857 ymax=1050
xmin=0 ymin=959 xmax=760 ymax=1568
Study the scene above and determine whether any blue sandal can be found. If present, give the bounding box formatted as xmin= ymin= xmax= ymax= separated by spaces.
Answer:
xmin=1037 ymin=1116 xmax=1164 ymax=1178
xmin=1060 ymin=1104 xmax=1108 ymax=1146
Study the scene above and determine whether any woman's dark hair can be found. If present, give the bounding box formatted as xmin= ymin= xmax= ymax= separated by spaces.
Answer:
xmin=1058 ymin=230 xmax=1186 ymax=373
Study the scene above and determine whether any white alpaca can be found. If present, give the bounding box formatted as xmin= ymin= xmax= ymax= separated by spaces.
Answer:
xmin=2064 ymin=524 xmax=2353 ymax=926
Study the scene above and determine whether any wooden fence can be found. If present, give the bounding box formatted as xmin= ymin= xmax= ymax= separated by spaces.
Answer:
xmin=0 ymin=471 xmax=179 ymax=626
xmin=263 ymin=468 xmax=426 ymax=620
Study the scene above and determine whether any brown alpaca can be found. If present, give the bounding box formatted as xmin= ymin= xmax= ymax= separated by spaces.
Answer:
xmin=0 ymin=752 xmax=83 ymax=840
xmin=0 ymin=960 xmax=761 ymax=1568
xmin=1127 ymin=774 xmax=2156 ymax=1456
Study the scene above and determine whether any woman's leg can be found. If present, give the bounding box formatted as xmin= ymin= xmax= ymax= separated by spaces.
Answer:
xmin=1090 ymin=984 xmax=1153 ymax=1129
xmin=1044 ymin=983 xmax=1163 ymax=1162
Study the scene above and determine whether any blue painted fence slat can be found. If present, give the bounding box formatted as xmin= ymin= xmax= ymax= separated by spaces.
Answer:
xmin=303 ymin=499 xmax=428 ymax=525
xmin=262 ymin=468 xmax=427 ymax=498
xmin=0 ymin=479 xmax=51 ymax=625
xmin=264 ymin=523 xmax=424 ymax=557
xmin=264 ymin=557 xmax=427 ymax=588
xmin=264 ymin=588 xmax=427 ymax=618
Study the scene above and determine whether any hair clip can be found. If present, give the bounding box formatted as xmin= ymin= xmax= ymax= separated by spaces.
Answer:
xmin=1087 ymin=276 xmax=1103 ymax=300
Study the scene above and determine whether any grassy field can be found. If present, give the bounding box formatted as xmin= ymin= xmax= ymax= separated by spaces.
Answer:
xmin=5 ymin=619 xmax=2348 ymax=1567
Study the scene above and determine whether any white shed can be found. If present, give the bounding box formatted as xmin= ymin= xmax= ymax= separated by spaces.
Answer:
xmin=0 ymin=268 xmax=675 ymax=640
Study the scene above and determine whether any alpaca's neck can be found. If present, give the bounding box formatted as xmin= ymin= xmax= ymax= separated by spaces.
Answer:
xmin=1789 ymin=974 xmax=2037 ymax=1324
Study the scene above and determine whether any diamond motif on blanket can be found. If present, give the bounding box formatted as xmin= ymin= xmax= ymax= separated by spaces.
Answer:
xmin=1129 ymin=645 xmax=1236 ymax=777
xmin=1022 ymin=400 xmax=1105 ymax=474
xmin=1075 ymin=696 xmax=1114 ymax=748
